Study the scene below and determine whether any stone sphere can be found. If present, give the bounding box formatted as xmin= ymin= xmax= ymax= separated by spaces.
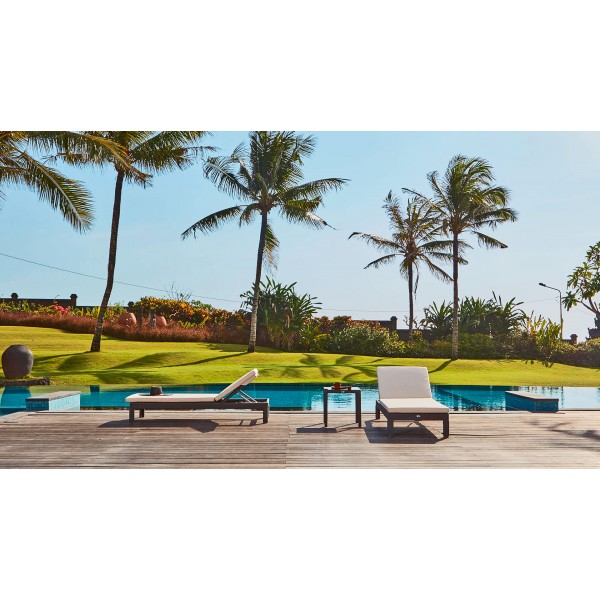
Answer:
xmin=1 ymin=345 xmax=34 ymax=379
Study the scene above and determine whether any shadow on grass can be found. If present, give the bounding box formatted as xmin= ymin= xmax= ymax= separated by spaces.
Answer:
xmin=34 ymin=352 xmax=88 ymax=364
xmin=107 ymin=352 xmax=192 ymax=370
xmin=429 ymin=359 xmax=452 ymax=374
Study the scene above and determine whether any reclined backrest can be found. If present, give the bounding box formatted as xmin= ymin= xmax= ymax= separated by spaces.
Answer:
xmin=376 ymin=366 xmax=432 ymax=399
xmin=215 ymin=369 xmax=259 ymax=401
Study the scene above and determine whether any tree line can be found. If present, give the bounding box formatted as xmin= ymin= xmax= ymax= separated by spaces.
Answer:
xmin=1 ymin=131 xmax=520 ymax=359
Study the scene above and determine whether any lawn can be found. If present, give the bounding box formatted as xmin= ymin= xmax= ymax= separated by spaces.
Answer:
xmin=1 ymin=326 xmax=599 ymax=386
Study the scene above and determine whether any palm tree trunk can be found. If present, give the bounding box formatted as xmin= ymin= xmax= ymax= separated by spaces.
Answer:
xmin=408 ymin=263 xmax=414 ymax=340
xmin=90 ymin=171 xmax=124 ymax=352
xmin=451 ymin=233 xmax=459 ymax=360
xmin=248 ymin=211 xmax=268 ymax=353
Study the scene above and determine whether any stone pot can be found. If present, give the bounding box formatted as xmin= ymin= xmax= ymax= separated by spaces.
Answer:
xmin=2 ymin=345 xmax=34 ymax=379
xmin=155 ymin=316 xmax=167 ymax=328
xmin=117 ymin=312 xmax=137 ymax=327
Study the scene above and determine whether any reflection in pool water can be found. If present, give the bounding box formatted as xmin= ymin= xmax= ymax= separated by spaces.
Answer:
xmin=2 ymin=383 xmax=600 ymax=415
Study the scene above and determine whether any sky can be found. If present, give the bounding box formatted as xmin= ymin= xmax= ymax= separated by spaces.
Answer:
xmin=1 ymin=131 xmax=598 ymax=339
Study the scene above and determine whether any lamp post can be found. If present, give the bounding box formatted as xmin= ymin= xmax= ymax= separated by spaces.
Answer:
xmin=539 ymin=282 xmax=564 ymax=340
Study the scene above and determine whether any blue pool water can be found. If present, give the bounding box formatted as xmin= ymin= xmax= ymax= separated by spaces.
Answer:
xmin=2 ymin=383 xmax=600 ymax=415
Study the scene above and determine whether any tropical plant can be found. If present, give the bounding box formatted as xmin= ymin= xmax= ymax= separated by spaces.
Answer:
xmin=57 ymin=131 xmax=212 ymax=352
xmin=489 ymin=293 xmax=527 ymax=334
xmin=349 ymin=192 xmax=455 ymax=339
xmin=563 ymin=241 xmax=600 ymax=331
xmin=405 ymin=155 xmax=517 ymax=359
xmin=0 ymin=131 xmax=130 ymax=231
xmin=421 ymin=294 xmax=527 ymax=338
xmin=526 ymin=315 xmax=562 ymax=362
xmin=458 ymin=296 xmax=492 ymax=334
xmin=241 ymin=278 xmax=321 ymax=350
xmin=421 ymin=300 xmax=453 ymax=336
xmin=182 ymin=131 xmax=347 ymax=352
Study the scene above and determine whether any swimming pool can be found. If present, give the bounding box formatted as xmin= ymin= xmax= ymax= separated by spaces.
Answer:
xmin=2 ymin=383 xmax=600 ymax=415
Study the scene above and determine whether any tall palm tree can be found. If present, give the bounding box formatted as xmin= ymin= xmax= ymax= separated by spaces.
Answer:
xmin=405 ymin=155 xmax=517 ymax=359
xmin=349 ymin=192 xmax=456 ymax=339
xmin=182 ymin=131 xmax=348 ymax=353
xmin=0 ymin=131 xmax=130 ymax=231
xmin=59 ymin=131 xmax=212 ymax=352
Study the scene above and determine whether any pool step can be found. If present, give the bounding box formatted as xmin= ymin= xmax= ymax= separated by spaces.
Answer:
xmin=26 ymin=391 xmax=81 ymax=412
xmin=505 ymin=391 xmax=559 ymax=412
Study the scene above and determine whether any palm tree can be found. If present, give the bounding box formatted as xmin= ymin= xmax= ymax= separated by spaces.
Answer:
xmin=405 ymin=155 xmax=517 ymax=359
xmin=349 ymin=192 xmax=455 ymax=339
xmin=0 ymin=131 xmax=130 ymax=231
xmin=59 ymin=131 xmax=212 ymax=352
xmin=182 ymin=131 xmax=347 ymax=353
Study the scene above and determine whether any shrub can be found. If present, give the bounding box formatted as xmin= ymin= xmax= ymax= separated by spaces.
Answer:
xmin=327 ymin=323 xmax=404 ymax=356
xmin=553 ymin=339 xmax=600 ymax=368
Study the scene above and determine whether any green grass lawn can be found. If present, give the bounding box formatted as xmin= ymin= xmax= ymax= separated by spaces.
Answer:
xmin=1 ymin=326 xmax=599 ymax=386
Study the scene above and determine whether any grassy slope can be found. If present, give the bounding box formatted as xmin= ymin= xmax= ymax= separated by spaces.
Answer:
xmin=1 ymin=326 xmax=599 ymax=386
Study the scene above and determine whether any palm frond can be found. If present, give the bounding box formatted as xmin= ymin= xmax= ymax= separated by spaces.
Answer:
xmin=263 ymin=221 xmax=280 ymax=270
xmin=364 ymin=253 xmax=401 ymax=269
xmin=14 ymin=150 xmax=93 ymax=231
xmin=279 ymin=177 xmax=348 ymax=203
xmin=181 ymin=205 xmax=243 ymax=239
xmin=349 ymin=232 xmax=401 ymax=253
xmin=131 ymin=131 xmax=215 ymax=174
xmin=280 ymin=199 xmax=333 ymax=228
xmin=474 ymin=231 xmax=508 ymax=249
xmin=203 ymin=156 xmax=250 ymax=200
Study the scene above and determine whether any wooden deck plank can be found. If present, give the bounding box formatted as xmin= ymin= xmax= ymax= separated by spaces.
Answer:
xmin=0 ymin=410 xmax=599 ymax=468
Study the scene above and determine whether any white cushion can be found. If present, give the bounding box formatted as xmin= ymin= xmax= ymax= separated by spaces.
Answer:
xmin=126 ymin=393 xmax=217 ymax=403
xmin=214 ymin=369 xmax=259 ymax=400
xmin=378 ymin=397 xmax=449 ymax=414
xmin=377 ymin=366 xmax=432 ymax=399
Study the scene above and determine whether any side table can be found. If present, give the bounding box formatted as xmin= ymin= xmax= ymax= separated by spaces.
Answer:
xmin=323 ymin=386 xmax=362 ymax=428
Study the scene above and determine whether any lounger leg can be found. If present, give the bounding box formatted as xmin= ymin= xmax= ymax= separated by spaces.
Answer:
xmin=387 ymin=418 xmax=394 ymax=436
xmin=375 ymin=403 xmax=380 ymax=420
xmin=129 ymin=408 xmax=134 ymax=425
xmin=443 ymin=414 xmax=449 ymax=438
xmin=263 ymin=408 xmax=269 ymax=424
xmin=140 ymin=409 xmax=145 ymax=418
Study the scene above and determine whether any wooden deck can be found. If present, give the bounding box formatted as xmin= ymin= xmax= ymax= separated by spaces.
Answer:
xmin=1 ymin=410 xmax=599 ymax=468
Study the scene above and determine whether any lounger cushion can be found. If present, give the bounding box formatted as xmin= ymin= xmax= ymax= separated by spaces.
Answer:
xmin=376 ymin=366 xmax=432 ymax=399
xmin=126 ymin=393 xmax=217 ymax=403
xmin=214 ymin=369 xmax=259 ymax=401
xmin=378 ymin=397 xmax=449 ymax=414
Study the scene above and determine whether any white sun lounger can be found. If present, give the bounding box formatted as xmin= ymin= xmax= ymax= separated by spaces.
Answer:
xmin=125 ymin=369 xmax=269 ymax=425
xmin=374 ymin=366 xmax=449 ymax=438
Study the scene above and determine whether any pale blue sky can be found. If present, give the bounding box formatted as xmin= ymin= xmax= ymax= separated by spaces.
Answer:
xmin=1 ymin=132 xmax=598 ymax=338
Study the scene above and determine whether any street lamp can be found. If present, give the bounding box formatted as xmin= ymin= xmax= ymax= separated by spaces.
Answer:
xmin=539 ymin=282 xmax=564 ymax=340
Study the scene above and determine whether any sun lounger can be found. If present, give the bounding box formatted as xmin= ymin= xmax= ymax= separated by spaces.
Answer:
xmin=125 ymin=369 xmax=269 ymax=425
xmin=374 ymin=366 xmax=449 ymax=438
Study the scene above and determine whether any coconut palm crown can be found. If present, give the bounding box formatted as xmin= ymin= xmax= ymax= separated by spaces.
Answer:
xmin=405 ymin=155 xmax=517 ymax=359
xmin=0 ymin=131 xmax=131 ymax=231
xmin=349 ymin=192 xmax=460 ymax=338
xmin=182 ymin=131 xmax=348 ymax=352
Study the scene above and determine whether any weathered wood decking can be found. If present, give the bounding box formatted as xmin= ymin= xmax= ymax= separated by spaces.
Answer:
xmin=1 ymin=410 xmax=599 ymax=468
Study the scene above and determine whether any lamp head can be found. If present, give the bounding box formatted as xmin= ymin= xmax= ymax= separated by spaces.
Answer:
xmin=538 ymin=282 xmax=546 ymax=287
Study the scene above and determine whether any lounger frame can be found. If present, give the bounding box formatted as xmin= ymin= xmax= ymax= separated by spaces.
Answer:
xmin=375 ymin=400 xmax=449 ymax=438
xmin=128 ymin=398 xmax=269 ymax=425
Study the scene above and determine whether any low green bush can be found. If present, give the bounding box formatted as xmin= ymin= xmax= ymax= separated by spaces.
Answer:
xmin=327 ymin=323 xmax=404 ymax=357
xmin=553 ymin=339 xmax=600 ymax=368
